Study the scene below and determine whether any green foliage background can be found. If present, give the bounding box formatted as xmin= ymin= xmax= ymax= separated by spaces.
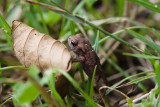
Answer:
xmin=0 ymin=0 xmax=160 ymax=107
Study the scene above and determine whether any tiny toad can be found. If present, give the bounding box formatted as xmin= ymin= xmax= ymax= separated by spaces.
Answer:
xmin=68 ymin=34 xmax=108 ymax=88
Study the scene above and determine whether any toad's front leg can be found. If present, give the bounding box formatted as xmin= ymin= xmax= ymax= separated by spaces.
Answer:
xmin=72 ymin=55 xmax=85 ymax=63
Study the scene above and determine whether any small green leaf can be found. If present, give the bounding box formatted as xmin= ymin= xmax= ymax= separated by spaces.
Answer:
xmin=13 ymin=81 xmax=40 ymax=104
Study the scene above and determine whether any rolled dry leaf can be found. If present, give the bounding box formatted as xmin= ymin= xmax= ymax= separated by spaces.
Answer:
xmin=11 ymin=20 xmax=72 ymax=97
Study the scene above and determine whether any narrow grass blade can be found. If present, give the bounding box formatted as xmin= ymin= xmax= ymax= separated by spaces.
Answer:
xmin=89 ymin=65 xmax=97 ymax=98
xmin=0 ymin=14 xmax=12 ymax=46
xmin=117 ymin=0 xmax=125 ymax=16
xmin=126 ymin=30 xmax=160 ymax=53
xmin=0 ymin=97 xmax=12 ymax=106
xmin=154 ymin=61 xmax=160 ymax=92
xmin=129 ymin=0 xmax=160 ymax=13
xmin=0 ymin=66 xmax=27 ymax=71
xmin=0 ymin=13 xmax=11 ymax=33
xmin=70 ymin=21 xmax=76 ymax=35
xmin=123 ymin=53 xmax=160 ymax=60
xmin=130 ymin=74 xmax=155 ymax=84
xmin=94 ymin=31 xmax=99 ymax=53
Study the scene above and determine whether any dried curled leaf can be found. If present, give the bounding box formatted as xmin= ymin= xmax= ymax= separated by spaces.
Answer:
xmin=11 ymin=20 xmax=72 ymax=97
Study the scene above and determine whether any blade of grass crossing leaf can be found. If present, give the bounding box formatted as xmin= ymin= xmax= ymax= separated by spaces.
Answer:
xmin=52 ymin=69 xmax=98 ymax=107
xmin=129 ymin=0 xmax=160 ymax=13
xmin=127 ymin=30 xmax=160 ymax=53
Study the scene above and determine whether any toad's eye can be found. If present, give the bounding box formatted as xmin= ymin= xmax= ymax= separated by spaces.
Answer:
xmin=71 ymin=40 xmax=76 ymax=46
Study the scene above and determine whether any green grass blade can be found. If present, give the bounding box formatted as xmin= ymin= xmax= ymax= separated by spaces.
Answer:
xmin=152 ymin=28 xmax=160 ymax=41
xmin=70 ymin=21 xmax=76 ymax=35
xmin=123 ymin=53 xmax=160 ymax=60
xmin=89 ymin=65 xmax=97 ymax=98
xmin=126 ymin=30 xmax=160 ymax=53
xmin=130 ymin=74 xmax=155 ymax=84
xmin=0 ymin=15 xmax=12 ymax=46
xmin=129 ymin=0 xmax=160 ymax=13
xmin=0 ymin=66 xmax=27 ymax=71
xmin=0 ymin=97 xmax=12 ymax=106
xmin=73 ymin=0 xmax=86 ymax=14
xmin=154 ymin=61 xmax=160 ymax=92
xmin=94 ymin=31 xmax=99 ymax=53
xmin=117 ymin=0 xmax=125 ymax=16
xmin=0 ymin=13 xmax=11 ymax=33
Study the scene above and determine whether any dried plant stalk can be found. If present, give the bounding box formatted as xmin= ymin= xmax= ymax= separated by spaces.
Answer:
xmin=11 ymin=20 xmax=72 ymax=96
